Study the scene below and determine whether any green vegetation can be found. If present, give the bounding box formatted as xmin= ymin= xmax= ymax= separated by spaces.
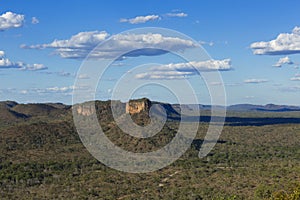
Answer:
xmin=0 ymin=100 xmax=299 ymax=199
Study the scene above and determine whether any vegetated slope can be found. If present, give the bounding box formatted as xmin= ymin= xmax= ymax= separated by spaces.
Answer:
xmin=0 ymin=120 xmax=79 ymax=162
xmin=11 ymin=103 xmax=69 ymax=118
xmin=0 ymin=101 xmax=71 ymax=126
xmin=0 ymin=99 xmax=300 ymax=199
xmin=0 ymin=101 xmax=28 ymax=124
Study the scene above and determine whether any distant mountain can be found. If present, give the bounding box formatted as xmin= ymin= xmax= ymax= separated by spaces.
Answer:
xmin=163 ymin=103 xmax=300 ymax=113
xmin=227 ymin=104 xmax=300 ymax=112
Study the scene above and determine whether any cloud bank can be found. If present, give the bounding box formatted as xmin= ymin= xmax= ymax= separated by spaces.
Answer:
xmin=0 ymin=50 xmax=46 ymax=70
xmin=22 ymin=31 xmax=198 ymax=59
xmin=135 ymin=59 xmax=232 ymax=80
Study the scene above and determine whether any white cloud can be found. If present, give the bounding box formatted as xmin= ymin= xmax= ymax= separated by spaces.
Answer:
xmin=135 ymin=59 xmax=232 ymax=80
xmin=135 ymin=71 xmax=194 ymax=80
xmin=21 ymin=63 xmax=47 ymax=71
xmin=30 ymin=85 xmax=90 ymax=95
xmin=280 ymin=85 xmax=300 ymax=92
xmin=199 ymin=40 xmax=214 ymax=46
xmin=55 ymin=71 xmax=72 ymax=77
xmin=290 ymin=73 xmax=300 ymax=81
xmin=0 ymin=50 xmax=46 ymax=70
xmin=46 ymin=86 xmax=73 ymax=93
xmin=0 ymin=51 xmax=5 ymax=57
xmin=120 ymin=15 xmax=160 ymax=24
xmin=20 ymin=90 xmax=28 ymax=94
xmin=153 ymin=59 xmax=232 ymax=71
xmin=0 ymin=51 xmax=22 ymax=68
xmin=250 ymin=26 xmax=300 ymax=55
xmin=226 ymin=83 xmax=242 ymax=87
xmin=166 ymin=12 xmax=188 ymax=17
xmin=111 ymin=62 xmax=125 ymax=67
xmin=244 ymin=79 xmax=268 ymax=84
xmin=24 ymin=30 xmax=109 ymax=49
xmin=41 ymin=71 xmax=72 ymax=77
xmin=273 ymin=56 xmax=294 ymax=67
xmin=78 ymin=74 xmax=90 ymax=79
xmin=23 ymin=31 xmax=198 ymax=59
xmin=209 ymin=82 xmax=223 ymax=86
xmin=290 ymin=77 xmax=300 ymax=81
xmin=31 ymin=17 xmax=39 ymax=24
xmin=0 ymin=11 xmax=25 ymax=31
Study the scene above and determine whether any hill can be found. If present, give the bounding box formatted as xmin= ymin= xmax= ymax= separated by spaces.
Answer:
xmin=0 ymin=101 xmax=28 ymax=125
xmin=11 ymin=103 xmax=69 ymax=118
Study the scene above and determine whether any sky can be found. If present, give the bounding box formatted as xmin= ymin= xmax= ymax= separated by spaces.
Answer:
xmin=0 ymin=0 xmax=300 ymax=105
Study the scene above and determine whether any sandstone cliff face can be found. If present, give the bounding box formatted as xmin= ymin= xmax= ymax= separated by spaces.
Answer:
xmin=125 ymin=98 xmax=151 ymax=114
xmin=76 ymin=104 xmax=95 ymax=116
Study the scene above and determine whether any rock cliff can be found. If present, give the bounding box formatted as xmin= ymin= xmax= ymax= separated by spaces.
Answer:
xmin=76 ymin=104 xmax=95 ymax=116
xmin=125 ymin=98 xmax=151 ymax=114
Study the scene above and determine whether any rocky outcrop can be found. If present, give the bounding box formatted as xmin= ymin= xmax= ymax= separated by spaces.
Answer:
xmin=76 ymin=104 xmax=95 ymax=116
xmin=125 ymin=98 xmax=151 ymax=115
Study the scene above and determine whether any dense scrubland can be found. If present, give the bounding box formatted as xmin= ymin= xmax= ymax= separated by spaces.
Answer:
xmin=0 ymin=100 xmax=299 ymax=199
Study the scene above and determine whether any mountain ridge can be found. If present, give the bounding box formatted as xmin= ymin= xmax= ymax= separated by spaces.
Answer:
xmin=1 ymin=99 xmax=300 ymax=120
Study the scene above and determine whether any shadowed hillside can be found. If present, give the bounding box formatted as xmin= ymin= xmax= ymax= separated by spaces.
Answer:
xmin=0 ymin=101 xmax=28 ymax=125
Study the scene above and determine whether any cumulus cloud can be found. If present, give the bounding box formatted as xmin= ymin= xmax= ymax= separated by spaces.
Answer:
xmin=22 ymin=31 xmax=198 ymax=59
xmin=31 ymin=17 xmax=39 ymax=24
xmin=0 ymin=50 xmax=46 ymax=70
xmin=290 ymin=73 xmax=300 ymax=81
xmin=166 ymin=12 xmax=188 ymax=17
xmin=0 ymin=11 xmax=25 ymax=31
xmin=135 ymin=59 xmax=232 ymax=80
xmin=273 ymin=56 xmax=294 ymax=67
xmin=0 ymin=51 xmax=23 ymax=68
xmin=244 ymin=79 xmax=268 ymax=84
xmin=250 ymin=26 xmax=300 ymax=55
xmin=120 ymin=15 xmax=160 ymax=24
xmin=23 ymin=31 xmax=109 ymax=50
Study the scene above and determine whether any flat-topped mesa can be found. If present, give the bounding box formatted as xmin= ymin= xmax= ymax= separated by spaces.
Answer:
xmin=125 ymin=98 xmax=151 ymax=115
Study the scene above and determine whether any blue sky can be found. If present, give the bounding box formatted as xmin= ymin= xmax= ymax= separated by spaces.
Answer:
xmin=0 ymin=0 xmax=300 ymax=105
